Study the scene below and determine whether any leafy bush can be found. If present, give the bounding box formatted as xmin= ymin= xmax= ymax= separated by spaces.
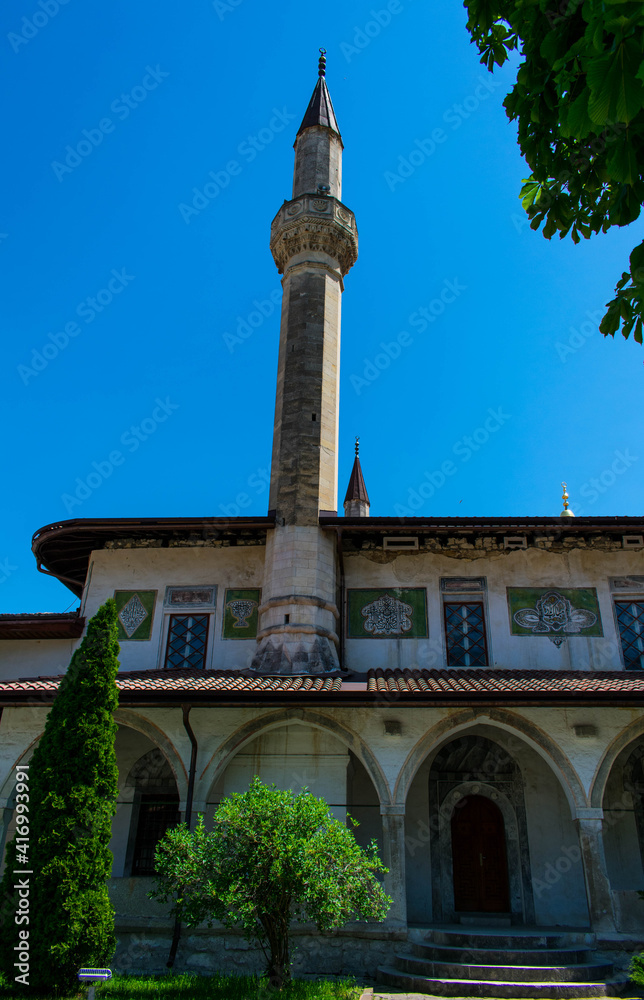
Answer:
xmin=151 ymin=777 xmax=390 ymax=988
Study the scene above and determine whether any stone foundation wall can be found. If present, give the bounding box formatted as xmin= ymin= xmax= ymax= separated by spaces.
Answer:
xmin=113 ymin=925 xmax=406 ymax=979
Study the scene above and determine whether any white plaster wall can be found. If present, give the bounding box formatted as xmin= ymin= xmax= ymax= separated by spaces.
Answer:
xmin=343 ymin=546 xmax=644 ymax=673
xmin=210 ymin=724 xmax=349 ymax=821
xmin=404 ymin=757 xmax=433 ymax=923
xmin=82 ymin=545 xmax=266 ymax=673
xmin=521 ymin=747 xmax=589 ymax=925
xmin=0 ymin=639 xmax=81 ymax=681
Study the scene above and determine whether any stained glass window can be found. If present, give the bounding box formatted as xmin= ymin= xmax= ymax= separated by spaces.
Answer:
xmin=615 ymin=601 xmax=644 ymax=670
xmin=444 ymin=602 xmax=488 ymax=667
xmin=164 ymin=614 xmax=209 ymax=669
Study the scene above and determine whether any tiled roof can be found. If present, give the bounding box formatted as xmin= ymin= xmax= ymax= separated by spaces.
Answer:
xmin=0 ymin=669 xmax=343 ymax=696
xmin=0 ymin=612 xmax=84 ymax=640
xmin=1 ymin=668 xmax=643 ymax=702
xmin=366 ymin=668 xmax=644 ymax=696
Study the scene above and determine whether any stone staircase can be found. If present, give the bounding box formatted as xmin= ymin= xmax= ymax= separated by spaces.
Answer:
xmin=377 ymin=927 xmax=624 ymax=998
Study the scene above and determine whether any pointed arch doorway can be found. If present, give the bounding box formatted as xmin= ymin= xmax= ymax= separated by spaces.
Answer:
xmin=451 ymin=794 xmax=510 ymax=913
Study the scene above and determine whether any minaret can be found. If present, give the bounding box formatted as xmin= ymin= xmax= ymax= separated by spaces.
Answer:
xmin=343 ymin=438 xmax=370 ymax=517
xmin=251 ymin=51 xmax=358 ymax=675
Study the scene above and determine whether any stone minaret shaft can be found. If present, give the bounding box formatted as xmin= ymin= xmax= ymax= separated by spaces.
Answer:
xmin=252 ymin=52 xmax=358 ymax=675
xmin=268 ymin=54 xmax=358 ymax=524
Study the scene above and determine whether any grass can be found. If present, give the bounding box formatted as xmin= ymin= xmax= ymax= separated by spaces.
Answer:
xmin=0 ymin=972 xmax=363 ymax=1000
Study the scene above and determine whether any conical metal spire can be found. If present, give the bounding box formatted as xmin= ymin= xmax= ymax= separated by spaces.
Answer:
xmin=297 ymin=48 xmax=341 ymax=138
xmin=344 ymin=438 xmax=370 ymax=516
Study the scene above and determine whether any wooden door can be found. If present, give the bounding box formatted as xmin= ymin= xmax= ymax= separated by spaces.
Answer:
xmin=451 ymin=795 xmax=510 ymax=912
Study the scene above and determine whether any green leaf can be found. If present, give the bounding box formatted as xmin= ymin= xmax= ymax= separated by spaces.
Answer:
xmin=629 ymin=241 xmax=644 ymax=281
xmin=565 ymin=88 xmax=593 ymax=138
xmin=587 ymin=40 xmax=644 ymax=124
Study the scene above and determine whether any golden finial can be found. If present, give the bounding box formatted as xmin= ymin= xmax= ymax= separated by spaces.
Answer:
xmin=355 ymin=435 xmax=360 ymax=457
xmin=560 ymin=481 xmax=575 ymax=517
xmin=318 ymin=48 xmax=327 ymax=78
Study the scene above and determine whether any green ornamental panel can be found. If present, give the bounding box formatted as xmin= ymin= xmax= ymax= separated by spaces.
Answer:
xmin=223 ymin=589 xmax=261 ymax=639
xmin=347 ymin=588 xmax=428 ymax=639
xmin=507 ymin=587 xmax=603 ymax=637
xmin=114 ymin=590 xmax=157 ymax=641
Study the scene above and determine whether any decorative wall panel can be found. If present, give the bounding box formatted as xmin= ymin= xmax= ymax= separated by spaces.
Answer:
xmin=347 ymin=588 xmax=428 ymax=638
xmin=507 ymin=588 xmax=602 ymax=637
xmin=114 ymin=590 xmax=157 ymax=641
xmin=223 ymin=589 xmax=261 ymax=639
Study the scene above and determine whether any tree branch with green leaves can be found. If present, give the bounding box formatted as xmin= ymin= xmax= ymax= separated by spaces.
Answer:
xmin=464 ymin=0 xmax=644 ymax=343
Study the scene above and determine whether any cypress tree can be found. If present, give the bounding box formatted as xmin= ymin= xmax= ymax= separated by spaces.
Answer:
xmin=0 ymin=599 xmax=120 ymax=993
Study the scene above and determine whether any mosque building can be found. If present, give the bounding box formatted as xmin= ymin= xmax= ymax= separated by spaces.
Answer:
xmin=1 ymin=52 xmax=644 ymax=993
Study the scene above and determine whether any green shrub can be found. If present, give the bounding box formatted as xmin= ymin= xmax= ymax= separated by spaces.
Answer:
xmin=151 ymin=777 xmax=390 ymax=989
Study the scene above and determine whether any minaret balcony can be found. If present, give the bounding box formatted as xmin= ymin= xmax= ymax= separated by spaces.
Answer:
xmin=270 ymin=194 xmax=358 ymax=276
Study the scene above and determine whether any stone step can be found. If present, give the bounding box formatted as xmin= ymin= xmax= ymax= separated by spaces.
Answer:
xmin=396 ymin=954 xmax=614 ymax=983
xmin=430 ymin=930 xmax=591 ymax=950
xmin=413 ymin=943 xmax=595 ymax=966
xmin=460 ymin=914 xmax=512 ymax=928
xmin=377 ymin=966 xmax=611 ymax=998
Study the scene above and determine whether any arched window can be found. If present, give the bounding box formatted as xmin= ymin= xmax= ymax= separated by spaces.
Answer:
xmin=125 ymin=749 xmax=180 ymax=877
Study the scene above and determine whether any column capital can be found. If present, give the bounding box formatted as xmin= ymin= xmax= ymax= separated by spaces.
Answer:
xmin=575 ymin=808 xmax=605 ymax=822
xmin=380 ymin=804 xmax=406 ymax=817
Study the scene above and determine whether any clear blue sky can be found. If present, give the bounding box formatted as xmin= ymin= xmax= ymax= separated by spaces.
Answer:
xmin=1 ymin=0 xmax=641 ymax=613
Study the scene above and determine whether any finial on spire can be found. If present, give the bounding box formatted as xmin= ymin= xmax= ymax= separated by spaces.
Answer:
xmin=318 ymin=48 xmax=327 ymax=77
xmin=560 ymin=481 xmax=575 ymax=517
xmin=355 ymin=435 xmax=359 ymax=457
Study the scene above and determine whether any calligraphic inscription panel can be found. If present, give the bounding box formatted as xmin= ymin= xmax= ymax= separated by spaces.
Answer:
xmin=347 ymin=588 xmax=428 ymax=639
xmin=507 ymin=588 xmax=603 ymax=637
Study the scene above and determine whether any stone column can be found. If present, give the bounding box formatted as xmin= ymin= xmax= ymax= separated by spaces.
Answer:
xmin=381 ymin=804 xmax=407 ymax=927
xmin=575 ymin=809 xmax=616 ymax=933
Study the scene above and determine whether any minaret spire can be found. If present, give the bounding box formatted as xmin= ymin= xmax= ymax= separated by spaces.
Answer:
xmin=296 ymin=49 xmax=341 ymax=139
xmin=344 ymin=438 xmax=370 ymax=518
xmin=251 ymin=54 xmax=359 ymax=675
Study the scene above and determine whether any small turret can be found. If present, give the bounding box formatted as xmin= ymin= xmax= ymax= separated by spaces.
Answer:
xmin=344 ymin=438 xmax=370 ymax=518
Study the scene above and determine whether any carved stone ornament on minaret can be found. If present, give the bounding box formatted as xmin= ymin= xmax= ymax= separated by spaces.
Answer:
xmin=251 ymin=51 xmax=358 ymax=675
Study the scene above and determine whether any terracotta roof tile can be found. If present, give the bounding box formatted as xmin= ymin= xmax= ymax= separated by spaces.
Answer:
xmin=0 ymin=669 xmax=344 ymax=697
xmin=1 ymin=668 xmax=643 ymax=701
xmin=365 ymin=668 xmax=644 ymax=696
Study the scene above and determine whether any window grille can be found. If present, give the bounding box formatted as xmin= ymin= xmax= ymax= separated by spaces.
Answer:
xmin=615 ymin=601 xmax=644 ymax=670
xmin=444 ymin=601 xmax=488 ymax=667
xmin=131 ymin=794 xmax=181 ymax=876
xmin=164 ymin=614 xmax=209 ymax=669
